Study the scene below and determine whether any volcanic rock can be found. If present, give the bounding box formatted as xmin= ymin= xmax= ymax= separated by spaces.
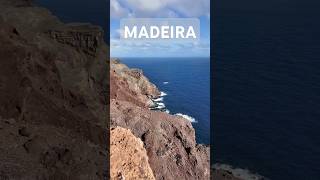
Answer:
xmin=110 ymin=127 xmax=155 ymax=180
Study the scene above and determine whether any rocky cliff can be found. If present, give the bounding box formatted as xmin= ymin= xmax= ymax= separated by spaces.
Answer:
xmin=110 ymin=59 xmax=160 ymax=108
xmin=110 ymin=127 xmax=155 ymax=180
xmin=110 ymin=60 xmax=210 ymax=180
xmin=0 ymin=0 xmax=108 ymax=179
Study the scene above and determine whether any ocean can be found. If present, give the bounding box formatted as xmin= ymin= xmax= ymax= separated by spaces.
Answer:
xmin=213 ymin=0 xmax=320 ymax=179
xmin=121 ymin=58 xmax=211 ymax=145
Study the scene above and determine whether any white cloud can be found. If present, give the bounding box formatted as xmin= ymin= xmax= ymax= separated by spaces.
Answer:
xmin=111 ymin=0 xmax=210 ymax=18
xmin=111 ymin=0 xmax=129 ymax=18
xmin=126 ymin=0 xmax=166 ymax=12
xmin=170 ymin=0 xmax=210 ymax=17
xmin=110 ymin=37 xmax=210 ymax=57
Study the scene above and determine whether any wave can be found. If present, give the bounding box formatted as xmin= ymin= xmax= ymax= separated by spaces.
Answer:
xmin=163 ymin=81 xmax=169 ymax=84
xmin=153 ymin=97 xmax=163 ymax=102
xmin=157 ymin=102 xmax=165 ymax=108
xmin=150 ymin=91 xmax=167 ymax=111
xmin=212 ymin=164 xmax=268 ymax=180
xmin=160 ymin=91 xmax=167 ymax=96
xmin=175 ymin=113 xmax=197 ymax=123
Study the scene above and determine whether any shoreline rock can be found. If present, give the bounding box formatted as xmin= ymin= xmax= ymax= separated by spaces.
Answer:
xmin=212 ymin=164 xmax=267 ymax=180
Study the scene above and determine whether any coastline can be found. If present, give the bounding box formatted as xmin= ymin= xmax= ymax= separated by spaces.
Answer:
xmin=110 ymin=59 xmax=263 ymax=180
xmin=150 ymin=92 xmax=197 ymax=123
xmin=119 ymin=57 xmax=210 ymax=144
xmin=111 ymin=58 xmax=268 ymax=180
xmin=110 ymin=59 xmax=210 ymax=179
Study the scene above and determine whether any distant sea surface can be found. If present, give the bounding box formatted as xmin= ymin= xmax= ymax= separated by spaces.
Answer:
xmin=122 ymin=58 xmax=210 ymax=145
xmin=213 ymin=0 xmax=320 ymax=179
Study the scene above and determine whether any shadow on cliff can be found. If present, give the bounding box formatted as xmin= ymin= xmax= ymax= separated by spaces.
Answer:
xmin=0 ymin=0 xmax=109 ymax=179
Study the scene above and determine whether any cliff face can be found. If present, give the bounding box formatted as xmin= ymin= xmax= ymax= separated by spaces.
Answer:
xmin=0 ymin=1 xmax=108 ymax=179
xmin=110 ymin=59 xmax=160 ymax=107
xmin=110 ymin=127 xmax=155 ymax=180
xmin=110 ymin=60 xmax=210 ymax=179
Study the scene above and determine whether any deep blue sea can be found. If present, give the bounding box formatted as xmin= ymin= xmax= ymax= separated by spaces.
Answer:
xmin=121 ymin=58 xmax=210 ymax=145
xmin=213 ymin=0 xmax=320 ymax=179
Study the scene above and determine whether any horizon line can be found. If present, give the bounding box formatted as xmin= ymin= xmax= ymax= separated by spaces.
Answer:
xmin=110 ymin=56 xmax=210 ymax=58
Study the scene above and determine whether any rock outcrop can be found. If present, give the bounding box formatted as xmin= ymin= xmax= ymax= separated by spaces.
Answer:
xmin=110 ymin=60 xmax=210 ymax=179
xmin=0 ymin=0 xmax=108 ymax=179
xmin=211 ymin=169 xmax=243 ymax=180
xmin=110 ymin=59 xmax=160 ymax=107
xmin=47 ymin=24 xmax=104 ymax=56
xmin=110 ymin=127 xmax=155 ymax=180
xmin=211 ymin=165 xmax=266 ymax=180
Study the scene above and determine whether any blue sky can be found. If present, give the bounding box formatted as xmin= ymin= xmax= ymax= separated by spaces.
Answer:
xmin=110 ymin=0 xmax=210 ymax=57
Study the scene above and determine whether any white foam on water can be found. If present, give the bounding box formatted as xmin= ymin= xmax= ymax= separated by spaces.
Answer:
xmin=153 ymin=97 xmax=163 ymax=102
xmin=165 ymin=109 xmax=170 ymax=114
xmin=160 ymin=91 xmax=167 ymax=96
xmin=163 ymin=81 xmax=169 ymax=84
xmin=175 ymin=113 xmax=197 ymax=123
xmin=157 ymin=103 xmax=166 ymax=108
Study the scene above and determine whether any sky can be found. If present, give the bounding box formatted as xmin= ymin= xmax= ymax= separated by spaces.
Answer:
xmin=110 ymin=0 xmax=210 ymax=57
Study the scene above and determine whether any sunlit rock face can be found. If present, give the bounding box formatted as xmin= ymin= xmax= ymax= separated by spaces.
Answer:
xmin=110 ymin=126 xmax=155 ymax=180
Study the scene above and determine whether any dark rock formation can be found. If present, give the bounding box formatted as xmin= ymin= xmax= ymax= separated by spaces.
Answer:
xmin=211 ymin=169 xmax=243 ymax=180
xmin=0 ymin=0 xmax=33 ymax=7
xmin=211 ymin=165 xmax=266 ymax=180
xmin=0 ymin=0 xmax=108 ymax=179
xmin=47 ymin=24 xmax=104 ymax=56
